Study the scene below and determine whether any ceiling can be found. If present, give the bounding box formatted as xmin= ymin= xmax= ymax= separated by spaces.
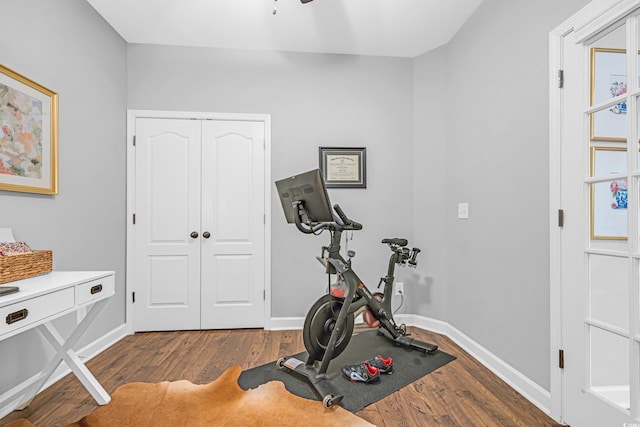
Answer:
xmin=86 ymin=0 xmax=484 ymax=58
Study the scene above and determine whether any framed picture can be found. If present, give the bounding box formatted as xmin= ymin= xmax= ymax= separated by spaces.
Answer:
xmin=0 ymin=64 xmax=58 ymax=194
xmin=319 ymin=147 xmax=366 ymax=188
xmin=590 ymin=146 xmax=628 ymax=239
xmin=589 ymin=48 xmax=638 ymax=141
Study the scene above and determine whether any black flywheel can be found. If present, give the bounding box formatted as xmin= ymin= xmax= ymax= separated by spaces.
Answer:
xmin=303 ymin=294 xmax=354 ymax=361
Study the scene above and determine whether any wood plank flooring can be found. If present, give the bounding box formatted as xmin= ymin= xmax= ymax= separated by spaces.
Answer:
xmin=0 ymin=327 xmax=563 ymax=427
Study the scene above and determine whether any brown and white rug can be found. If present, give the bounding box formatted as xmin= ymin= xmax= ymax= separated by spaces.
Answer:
xmin=7 ymin=365 xmax=373 ymax=427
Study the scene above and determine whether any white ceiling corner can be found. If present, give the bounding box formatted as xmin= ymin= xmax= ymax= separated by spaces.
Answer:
xmin=86 ymin=0 xmax=484 ymax=58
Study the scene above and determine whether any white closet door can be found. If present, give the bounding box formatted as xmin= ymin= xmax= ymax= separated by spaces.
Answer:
xmin=133 ymin=118 xmax=202 ymax=331
xmin=200 ymin=120 xmax=265 ymax=329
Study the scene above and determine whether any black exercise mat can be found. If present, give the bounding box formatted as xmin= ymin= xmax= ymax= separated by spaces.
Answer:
xmin=238 ymin=330 xmax=456 ymax=413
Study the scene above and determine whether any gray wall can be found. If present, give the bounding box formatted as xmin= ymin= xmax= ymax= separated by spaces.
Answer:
xmin=412 ymin=0 xmax=591 ymax=390
xmin=0 ymin=0 xmax=126 ymax=390
xmin=412 ymin=45 xmax=449 ymax=320
xmin=127 ymin=46 xmax=415 ymax=316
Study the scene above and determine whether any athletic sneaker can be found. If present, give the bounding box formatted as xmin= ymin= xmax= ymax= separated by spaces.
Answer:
xmin=366 ymin=355 xmax=393 ymax=374
xmin=341 ymin=361 xmax=381 ymax=383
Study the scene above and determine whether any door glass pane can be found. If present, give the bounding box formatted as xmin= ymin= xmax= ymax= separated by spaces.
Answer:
xmin=590 ymin=326 xmax=630 ymax=411
xmin=589 ymin=144 xmax=627 ymax=242
xmin=590 ymin=25 xmax=627 ymax=142
xmin=589 ymin=254 xmax=629 ymax=330
xmin=584 ymin=21 xmax=633 ymax=419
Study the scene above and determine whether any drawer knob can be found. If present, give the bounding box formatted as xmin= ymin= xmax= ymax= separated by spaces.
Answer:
xmin=6 ymin=308 xmax=29 ymax=325
xmin=90 ymin=284 xmax=103 ymax=295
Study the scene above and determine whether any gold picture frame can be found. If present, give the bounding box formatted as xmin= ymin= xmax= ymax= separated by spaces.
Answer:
xmin=590 ymin=48 xmax=630 ymax=142
xmin=0 ymin=64 xmax=58 ymax=194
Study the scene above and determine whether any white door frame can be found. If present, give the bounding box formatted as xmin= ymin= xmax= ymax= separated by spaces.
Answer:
xmin=549 ymin=0 xmax=640 ymax=423
xmin=126 ymin=109 xmax=272 ymax=334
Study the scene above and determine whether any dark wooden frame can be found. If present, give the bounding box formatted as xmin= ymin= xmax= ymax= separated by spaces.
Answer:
xmin=318 ymin=147 xmax=367 ymax=189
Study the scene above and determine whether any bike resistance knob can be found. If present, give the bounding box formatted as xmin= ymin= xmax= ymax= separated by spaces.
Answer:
xmin=203 ymin=231 xmax=211 ymax=239
xmin=190 ymin=231 xmax=199 ymax=238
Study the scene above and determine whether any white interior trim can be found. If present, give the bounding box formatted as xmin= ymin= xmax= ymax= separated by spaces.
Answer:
xmin=573 ymin=0 xmax=639 ymax=44
xmin=549 ymin=22 xmax=569 ymax=425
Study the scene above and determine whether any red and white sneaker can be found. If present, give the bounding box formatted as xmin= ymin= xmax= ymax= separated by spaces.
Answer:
xmin=365 ymin=355 xmax=393 ymax=374
xmin=341 ymin=361 xmax=381 ymax=383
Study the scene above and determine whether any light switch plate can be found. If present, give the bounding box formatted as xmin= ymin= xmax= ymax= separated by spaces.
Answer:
xmin=458 ymin=203 xmax=469 ymax=219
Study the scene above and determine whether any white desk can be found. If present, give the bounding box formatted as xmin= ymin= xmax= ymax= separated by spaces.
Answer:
xmin=0 ymin=271 xmax=115 ymax=409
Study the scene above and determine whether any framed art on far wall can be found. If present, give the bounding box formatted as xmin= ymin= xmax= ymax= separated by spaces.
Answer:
xmin=589 ymin=47 xmax=639 ymax=141
xmin=590 ymin=146 xmax=628 ymax=240
xmin=0 ymin=64 xmax=58 ymax=195
xmin=319 ymin=147 xmax=366 ymax=188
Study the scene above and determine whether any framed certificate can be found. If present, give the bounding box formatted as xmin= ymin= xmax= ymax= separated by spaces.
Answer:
xmin=319 ymin=147 xmax=366 ymax=188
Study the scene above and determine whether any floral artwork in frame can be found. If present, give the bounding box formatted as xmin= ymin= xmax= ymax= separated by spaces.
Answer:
xmin=0 ymin=64 xmax=58 ymax=194
xmin=590 ymin=146 xmax=630 ymax=240
xmin=589 ymin=48 xmax=635 ymax=142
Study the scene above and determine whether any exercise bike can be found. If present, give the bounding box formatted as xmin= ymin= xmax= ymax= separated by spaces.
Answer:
xmin=275 ymin=169 xmax=438 ymax=408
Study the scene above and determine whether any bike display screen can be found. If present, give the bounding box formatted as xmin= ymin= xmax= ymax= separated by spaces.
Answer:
xmin=275 ymin=169 xmax=334 ymax=223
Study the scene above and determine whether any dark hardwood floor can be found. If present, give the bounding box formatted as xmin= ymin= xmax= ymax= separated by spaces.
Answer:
xmin=0 ymin=327 xmax=563 ymax=426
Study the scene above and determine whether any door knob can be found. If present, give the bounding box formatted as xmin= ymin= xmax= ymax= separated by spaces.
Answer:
xmin=203 ymin=231 xmax=211 ymax=239
xmin=190 ymin=231 xmax=199 ymax=238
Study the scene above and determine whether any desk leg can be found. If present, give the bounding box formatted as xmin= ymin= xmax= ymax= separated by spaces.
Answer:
xmin=15 ymin=299 xmax=111 ymax=409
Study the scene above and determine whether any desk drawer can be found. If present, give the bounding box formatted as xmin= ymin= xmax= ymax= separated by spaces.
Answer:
xmin=77 ymin=275 xmax=114 ymax=305
xmin=0 ymin=288 xmax=74 ymax=336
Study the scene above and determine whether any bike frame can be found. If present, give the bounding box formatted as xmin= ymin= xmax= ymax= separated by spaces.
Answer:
xmin=292 ymin=202 xmax=429 ymax=377
xmin=318 ymin=223 xmax=406 ymax=335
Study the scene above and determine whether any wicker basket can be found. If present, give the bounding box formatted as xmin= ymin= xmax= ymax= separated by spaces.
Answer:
xmin=0 ymin=250 xmax=52 ymax=284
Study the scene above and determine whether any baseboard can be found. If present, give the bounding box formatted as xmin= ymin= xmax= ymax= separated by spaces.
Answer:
xmin=268 ymin=316 xmax=304 ymax=331
xmin=0 ymin=324 xmax=128 ymax=419
xmin=409 ymin=315 xmax=552 ymax=417
xmin=269 ymin=314 xmax=552 ymax=416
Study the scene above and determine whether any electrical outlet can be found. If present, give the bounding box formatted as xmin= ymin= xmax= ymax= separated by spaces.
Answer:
xmin=77 ymin=305 xmax=87 ymax=324
xmin=395 ymin=282 xmax=404 ymax=296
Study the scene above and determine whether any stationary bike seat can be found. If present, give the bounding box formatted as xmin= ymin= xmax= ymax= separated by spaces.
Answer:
xmin=381 ymin=238 xmax=408 ymax=247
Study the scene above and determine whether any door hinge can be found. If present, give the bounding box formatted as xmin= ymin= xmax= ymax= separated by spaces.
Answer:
xmin=559 ymin=349 xmax=564 ymax=369
xmin=264 ymin=214 xmax=266 ymax=225
xmin=133 ymin=213 xmax=136 ymax=225
xmin=558 ymin=69 xmax=564 ymax=88
xmin=263 ymin=289 xmax=266 ymax=300
xmin=558 ymin=209 xmax=564 ymax=227
xmin=132 ymin=292 xmax=136 ymax=303
xmin=133 ymin=135 xmax=136 ymax=146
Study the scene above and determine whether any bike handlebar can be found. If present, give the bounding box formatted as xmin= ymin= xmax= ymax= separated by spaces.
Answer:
xmin=409 ymin=247 xmax=421 ymax=266
xmin=291 ymin=201 xmax=362 ymax=234
xmin=333 ymin=204 xmax=362 ymax=230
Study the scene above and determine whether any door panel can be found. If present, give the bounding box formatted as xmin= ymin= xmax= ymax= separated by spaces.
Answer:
xmin=560 ymin=16 xmax=638 ymax=426
xmin=200 ymin=120 xmax=265 ymax=329
xmin=213 ymin=255 xmax=251 ymax=302
xmin=148 ymin=255 xmax=191 ymax=304
xmin=134 ymin=118 xmax=202 ymax=331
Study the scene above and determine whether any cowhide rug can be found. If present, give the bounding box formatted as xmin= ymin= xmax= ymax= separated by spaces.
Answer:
xmin=6 ymin=365 xmax=374 ymax=427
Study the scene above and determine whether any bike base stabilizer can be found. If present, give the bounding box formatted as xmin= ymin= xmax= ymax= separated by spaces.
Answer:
xmin=276 ymin=356 xmax=344 ymax=409
xmin=393 ymin=334 xmax=439 ymax=354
